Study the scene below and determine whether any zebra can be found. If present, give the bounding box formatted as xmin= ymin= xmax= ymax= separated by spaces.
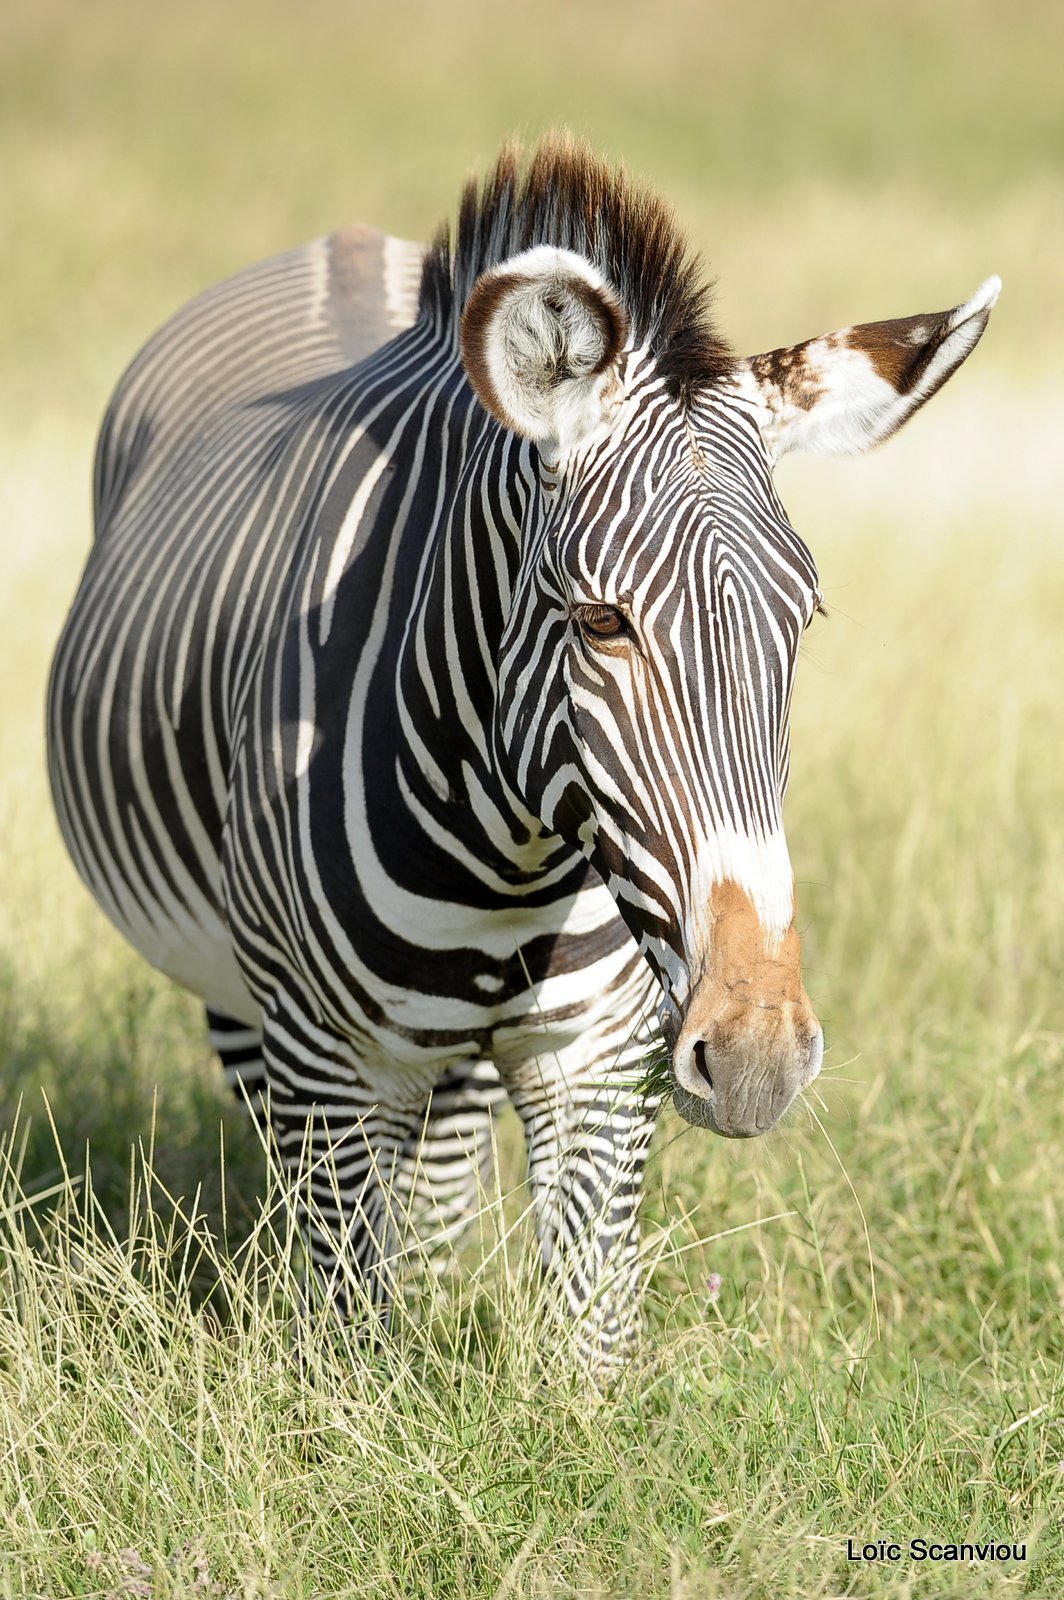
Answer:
xmin=47 ymin=137 xmax=998 ymax=1369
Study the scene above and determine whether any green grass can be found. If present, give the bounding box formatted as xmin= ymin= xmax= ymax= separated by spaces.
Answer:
xmin=2 ymin=2 xmax=1063 ymax=1594
xmin=3 ymin=406 xmax=1061 ymax=1599
xmin=2 ymin=941 xmax=1062 ymax=1597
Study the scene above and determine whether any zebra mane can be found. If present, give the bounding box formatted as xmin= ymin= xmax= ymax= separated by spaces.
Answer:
xmin=421 ymin=135 xmax=734 ymax=403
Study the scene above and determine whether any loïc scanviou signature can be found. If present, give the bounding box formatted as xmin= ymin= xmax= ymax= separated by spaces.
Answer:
xmin=846 ymin=1537 xmax=1027 ymax=1564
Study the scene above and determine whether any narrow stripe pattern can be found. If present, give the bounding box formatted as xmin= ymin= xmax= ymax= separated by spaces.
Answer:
xmin=48 ymin=143 xmax=821 ymax=1369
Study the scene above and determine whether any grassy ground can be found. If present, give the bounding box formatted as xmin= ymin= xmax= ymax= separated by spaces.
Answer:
xmin=2 ymin=2 xmax=1063 ymax=1595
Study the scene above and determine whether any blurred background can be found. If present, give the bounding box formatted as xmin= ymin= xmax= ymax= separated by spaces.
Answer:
xmin=1 ymin=0 xmax=1062 ymax=1297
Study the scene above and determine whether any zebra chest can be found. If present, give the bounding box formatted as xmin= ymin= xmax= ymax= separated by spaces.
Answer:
xmin=341 ymin=893 xmax=649 ymax=1101
xmin=226 ymin=768 xmax=640 ymax=1078
xmin=282 ymin=870 xmax=622 ymax=1036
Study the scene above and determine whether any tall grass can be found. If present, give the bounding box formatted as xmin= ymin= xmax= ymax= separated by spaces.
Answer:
xmin=2 ymin=1 xmax=1063 ymax=1594
xmin=2 ymin=1033 xmax=1061 ymax=1598
xmin=2 ymin=397 xmax=1061 ymax=1600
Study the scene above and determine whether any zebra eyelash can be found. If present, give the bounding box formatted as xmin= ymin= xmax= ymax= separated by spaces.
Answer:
xmin=572 ymin=603 xmax=632 ymax=643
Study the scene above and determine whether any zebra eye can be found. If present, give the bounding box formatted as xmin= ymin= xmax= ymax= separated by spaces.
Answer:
xmin=575 ymin=604 xmax=629 ymax=641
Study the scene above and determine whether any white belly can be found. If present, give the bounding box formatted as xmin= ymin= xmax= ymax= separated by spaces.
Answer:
xmin=108 ymin=892 xmax=259 ymax=1027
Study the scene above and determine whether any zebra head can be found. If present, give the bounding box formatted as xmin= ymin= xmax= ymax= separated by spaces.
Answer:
xmin=455 ymin=176 xmax=997 ymax=1138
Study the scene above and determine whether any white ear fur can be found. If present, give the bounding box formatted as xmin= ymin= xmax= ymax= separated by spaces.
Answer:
xmin=460 ymin=246 xmax=630 ymax=454
xmin=738 ymin=276 xmax=1001 ymax=463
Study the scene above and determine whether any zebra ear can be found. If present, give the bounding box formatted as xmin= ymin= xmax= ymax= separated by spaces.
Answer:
xmin=740 ymin=276 xmax=1001 ymax=463
xmin=461 ymin=246 xmax=629 ymax=454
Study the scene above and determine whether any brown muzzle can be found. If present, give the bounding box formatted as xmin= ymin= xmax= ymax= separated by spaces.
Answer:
xmin=670 ymin=880 xmax=822 ymax=1137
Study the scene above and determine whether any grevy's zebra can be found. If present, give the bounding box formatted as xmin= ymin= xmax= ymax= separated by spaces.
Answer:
xmin=48 ymin=139 xmax=998 ymax=1368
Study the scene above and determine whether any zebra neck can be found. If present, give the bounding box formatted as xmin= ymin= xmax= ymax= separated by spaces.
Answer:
xmin=389 ymin=415 xmax=575 ymax=891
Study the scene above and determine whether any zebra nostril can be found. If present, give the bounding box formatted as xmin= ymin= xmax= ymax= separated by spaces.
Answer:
xmin=692 ymin=1039 xmax=713 ymax=1091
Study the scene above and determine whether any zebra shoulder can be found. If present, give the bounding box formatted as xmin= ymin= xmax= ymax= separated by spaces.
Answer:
xmin=92 ymin=226 xmax=424 ymax=534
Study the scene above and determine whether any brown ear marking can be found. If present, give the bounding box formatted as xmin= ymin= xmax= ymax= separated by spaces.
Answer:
xmin=563 ymin=277 xmax=628 ymax=376
xmin=460 ymin=261 xmax=630 ymax=434
xmin=460 ymin=269 xmax=518 ymax=429
xmin=749 ymin=346 xmax=825 ymax=414
xmin=749 ymin=311 xmax=959 ymax=412
xmin=750 ymin=275 xmax=1000 ymax=419
xmin=845 ymin=310 xmax=958 ymax=396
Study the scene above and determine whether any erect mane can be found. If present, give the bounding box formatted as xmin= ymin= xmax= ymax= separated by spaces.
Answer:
xmin=420 ymin=135 xmax=733 ymax=403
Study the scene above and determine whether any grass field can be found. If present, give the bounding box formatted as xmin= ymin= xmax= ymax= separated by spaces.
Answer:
xmin=2 ymin=3 xmax=1062 ymax=1596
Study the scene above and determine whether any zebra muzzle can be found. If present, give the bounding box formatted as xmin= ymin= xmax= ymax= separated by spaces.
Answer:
xmin=667 ymin=880 xmax=822 ymax=1137
xmin=671 ymin=1014 xmax=823 ymax=1137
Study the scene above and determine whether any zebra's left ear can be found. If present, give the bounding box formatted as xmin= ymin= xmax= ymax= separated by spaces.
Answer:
xmin=461 ymin=246 xmax=630 ymax=454
xmin=739 ymin=276 xmax=1001 ymax=463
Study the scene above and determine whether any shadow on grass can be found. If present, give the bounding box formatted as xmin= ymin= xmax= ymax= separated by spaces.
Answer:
xmin=0 ymin=951 xmax=532 ymax=1356
xmin=0 ymin=952 xmax=268 ymax=1305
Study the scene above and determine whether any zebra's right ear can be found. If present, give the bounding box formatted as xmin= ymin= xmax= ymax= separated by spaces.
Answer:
xmin=461 ymin=246 xmax=629 ymax=455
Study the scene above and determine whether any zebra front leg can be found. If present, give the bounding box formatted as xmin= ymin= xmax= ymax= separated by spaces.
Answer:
xmin=269 ymin=1094 xmax=426 ymax=1340
xmin=391 ymin=1058 xmax=507 ymax=1271
xmin=262 ymin=1011 xmax=423 ymax=1338
xmin=507 ymin=1054 xmax=659 ymax=1378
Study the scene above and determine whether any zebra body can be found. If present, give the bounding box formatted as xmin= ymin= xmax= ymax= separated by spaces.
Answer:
xmin=48 ymin=140 xmax=998 ymax=1367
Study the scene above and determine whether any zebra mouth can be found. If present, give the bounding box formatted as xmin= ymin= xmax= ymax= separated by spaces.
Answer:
xmin=672 ymin=1082 xmax=756 ymax=1137
xmin=656 ymin=993 xmax=683 ymax=1053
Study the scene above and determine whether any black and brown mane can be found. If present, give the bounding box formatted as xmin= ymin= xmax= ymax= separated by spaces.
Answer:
xmin=420 ymin=135 xmax=733 ymax=403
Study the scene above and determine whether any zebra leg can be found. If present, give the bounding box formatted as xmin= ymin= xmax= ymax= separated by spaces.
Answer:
xmin=506 ymin=1047 xmax=659 ymax=1377
xmin=205 ymin=1006 xmax=269 ymax=1127
xmin=261 ymin=1008 xmax=428 ymax=1332
xmin=270 ymin=1096 xmax=422 ymax=1334
xmin=390 ymin=1059 xmax=507 ymax=1269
